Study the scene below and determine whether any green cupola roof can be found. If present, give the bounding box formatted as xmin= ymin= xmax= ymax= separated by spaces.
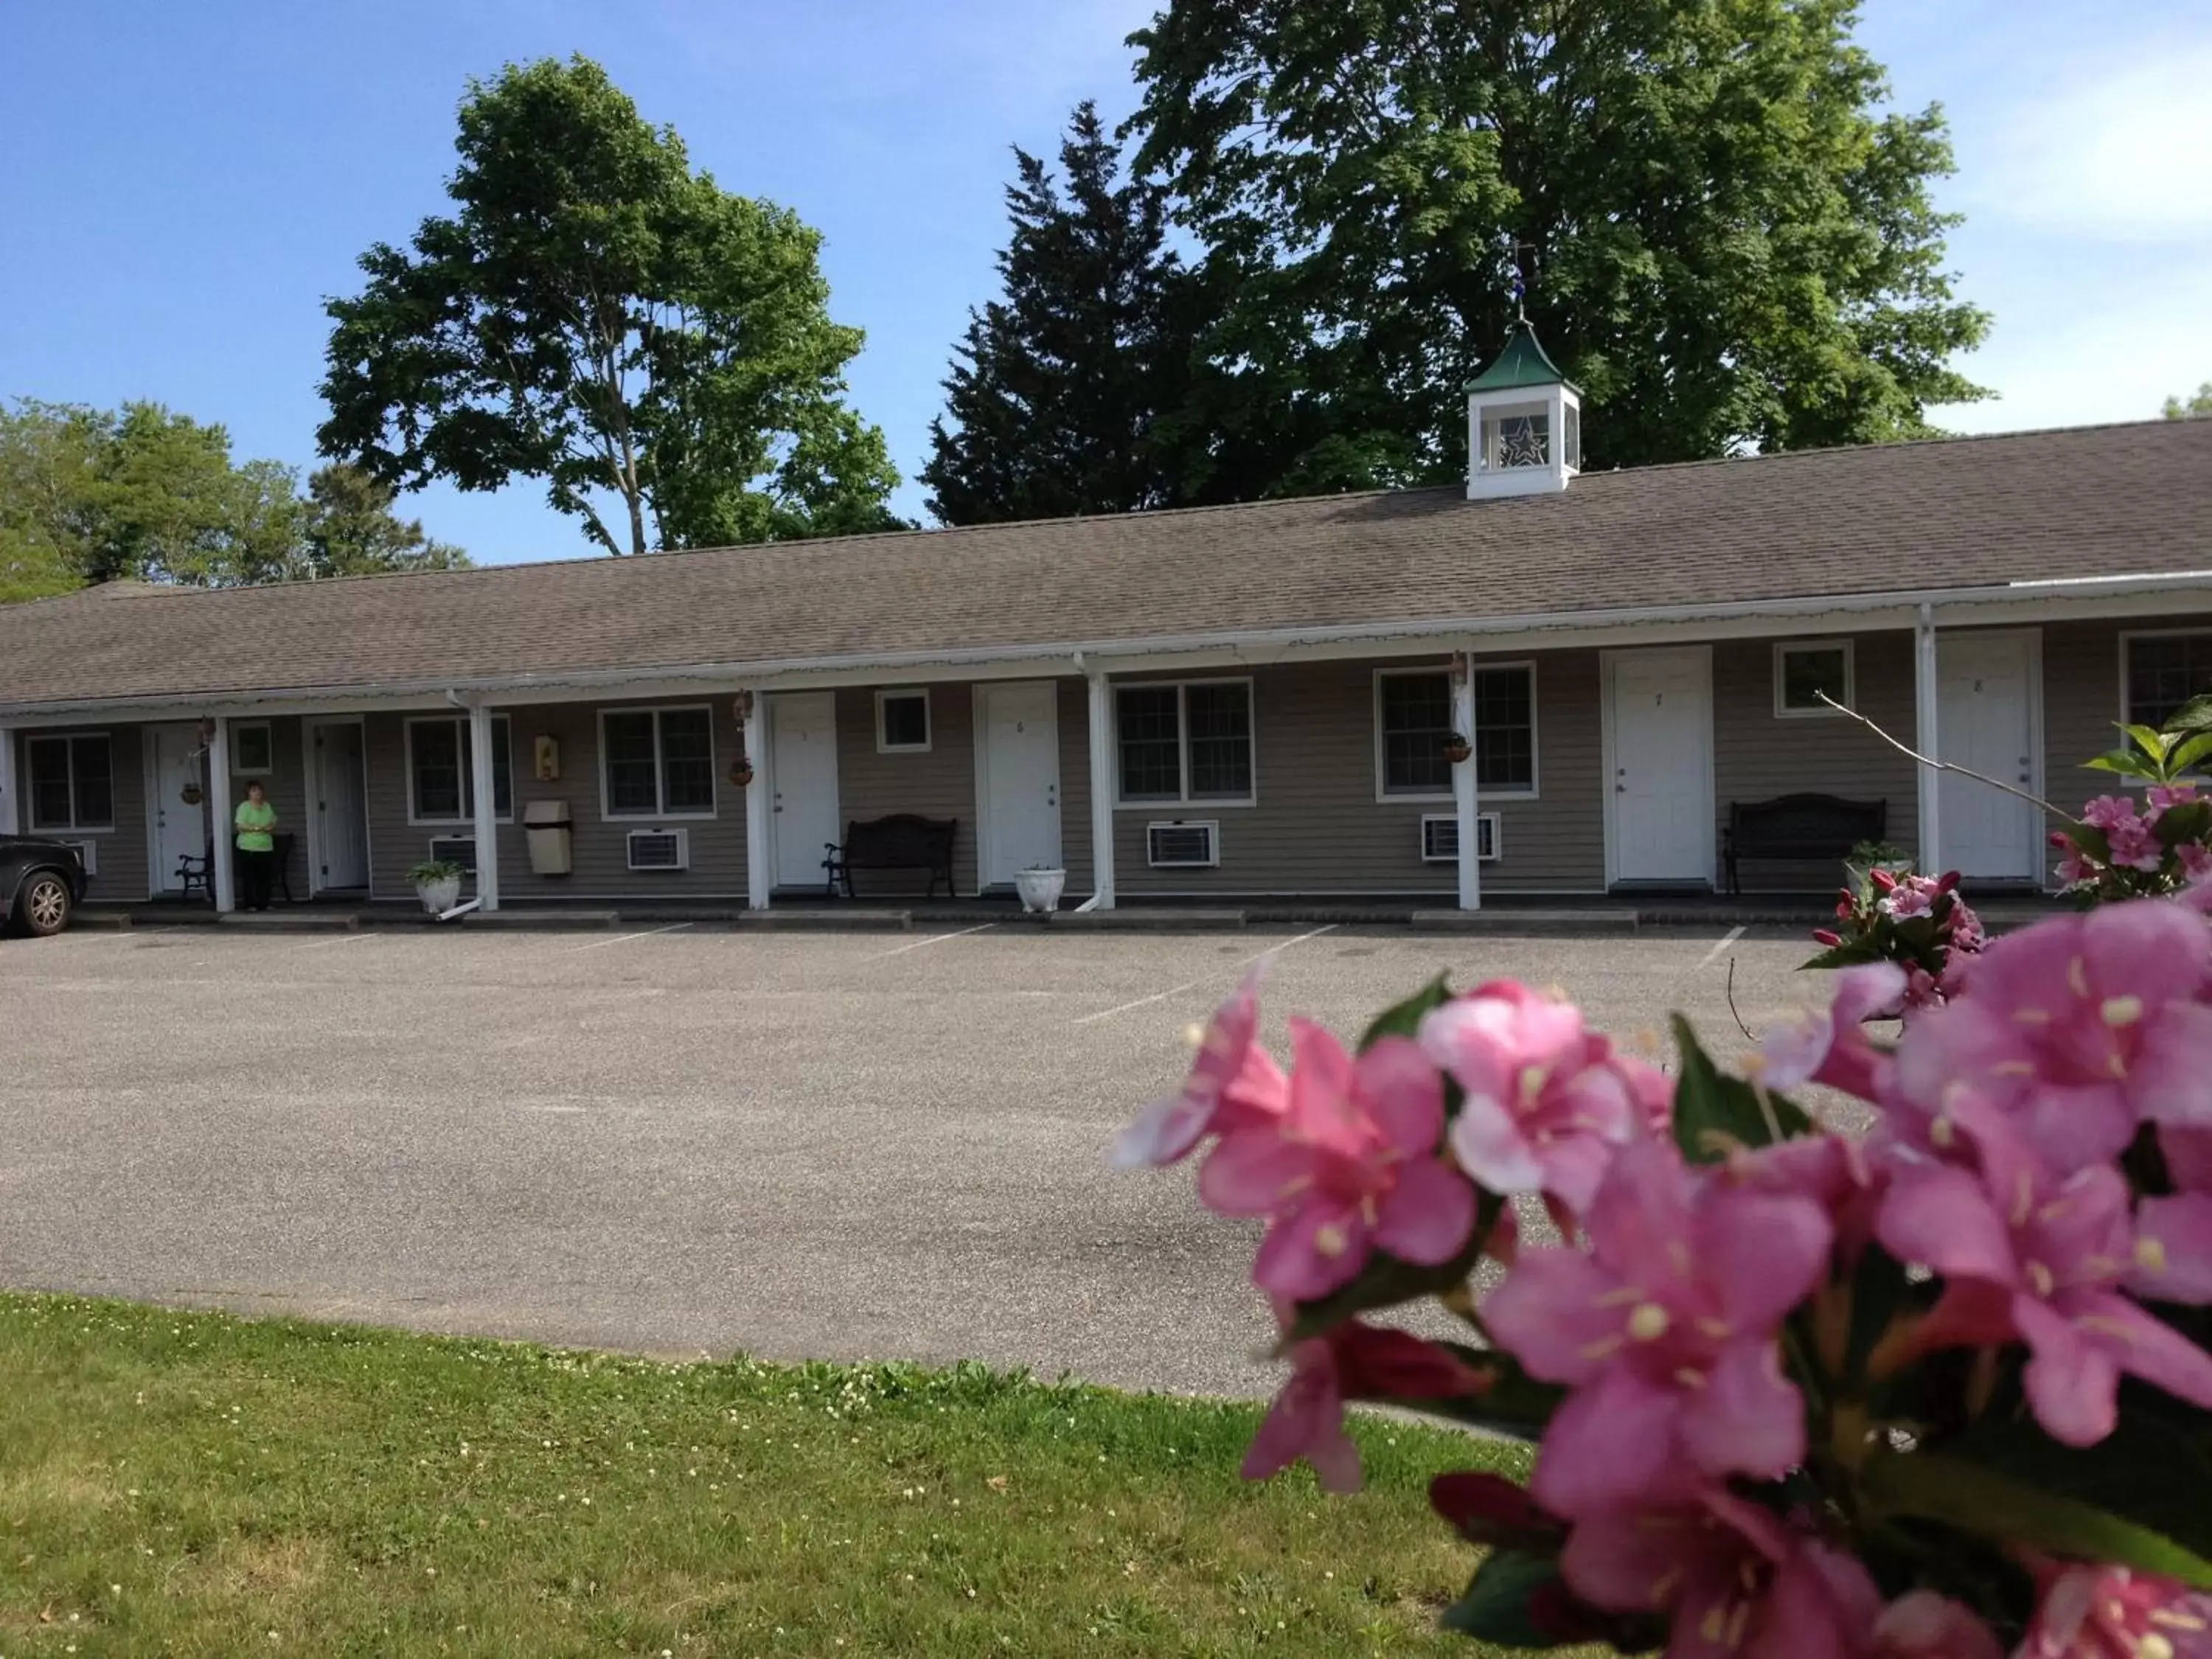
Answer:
xmin=1467 ymin=324 xmax=1579 ymax=394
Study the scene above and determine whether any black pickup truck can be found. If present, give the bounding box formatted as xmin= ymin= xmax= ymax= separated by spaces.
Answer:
xmin=2 ymin=835 xmax=90 ymax=936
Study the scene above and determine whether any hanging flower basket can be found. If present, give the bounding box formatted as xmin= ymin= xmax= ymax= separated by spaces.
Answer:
xmin=179 ymin=782 xmax=205 ymax=807
xmin=730 ymin=758 xmax=756 ymax=787
xmin=1441 ymin=733 xmax=1472 ymax=765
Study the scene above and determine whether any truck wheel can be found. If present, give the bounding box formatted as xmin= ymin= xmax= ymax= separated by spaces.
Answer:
xmin=18 ymin=872 xmax=72 ymax=937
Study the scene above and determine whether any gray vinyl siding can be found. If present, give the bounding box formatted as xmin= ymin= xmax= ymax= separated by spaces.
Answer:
xmin=15 ymin=723 xmax=150 ymax=901
xmin=363 ymin=698 xmax=750 ymax=900
xmin=1110 ymin=655 xmax=1604 ymax=896
xmin=1711 ymin=631 xmax=1920 ymax=891
xmin=832 ymin=684 xmax=980 ymax=896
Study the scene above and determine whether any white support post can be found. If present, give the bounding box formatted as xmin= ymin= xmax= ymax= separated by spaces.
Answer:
xmin=468 ymin=700 xmax=501 ymax=912
xmin=1086 ymin=670 xmax=1116 ymax=910
xmin=744 ymin=693 xmax=771 ymax=910
xmin=0 ymin=725 xmax=17 ymax=837
xmin=1453 ymin=655 xmax=1481 ymax=911
xmin=209 ymin=718 xmax=236 ymax=914
xmin=1914 ymin=603 xmax=1942 ymax=874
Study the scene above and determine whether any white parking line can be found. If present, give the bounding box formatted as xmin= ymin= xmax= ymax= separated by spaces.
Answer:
xmin=291 ymin=931 xmax=381 ymax=950
xmin=1694 ymin=925 xmax=1747 ymax=971
xmin=1072 ymin=925 xmax=1339 ymax=1026
xmin=567 ymin=922 xmax=693 ymax=952
xmin=863 ymin=922 xmax=997 ymax=960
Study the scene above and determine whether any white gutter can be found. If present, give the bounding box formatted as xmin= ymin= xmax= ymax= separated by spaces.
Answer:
xmin=7 ymin=567 xmax=2212 ymax=722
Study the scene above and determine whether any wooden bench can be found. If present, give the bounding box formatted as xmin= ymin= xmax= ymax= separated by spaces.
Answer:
xmin=827 ymin=815 xmax=957 ymax=899
xmin=1722 ymin=794 xmax=1887 ymax=895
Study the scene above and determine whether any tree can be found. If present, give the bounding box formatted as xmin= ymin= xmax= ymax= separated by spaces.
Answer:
xmin=2165 ymin=383 xmax=2212 ymax=420
xmin=319 ymin=55 xmax=901 ymax=554
xmin=301 ymin=465 xmax=468 ymax=577
xmin=0 ymin=399 xmax=471 ymax=599
xmin=922 ymin=102 xmax=1197 ymax=524
xmin=1126 ymin=0 xmax=1993 ymax=487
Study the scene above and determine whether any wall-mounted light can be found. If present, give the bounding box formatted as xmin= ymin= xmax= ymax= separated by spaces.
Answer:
xmin=732 ymin=690 xmax=756 ymax=724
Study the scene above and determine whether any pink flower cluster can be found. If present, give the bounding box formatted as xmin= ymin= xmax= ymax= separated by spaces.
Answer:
xmin=2057 ymin=787 xmax=2212 ymax=902
xmin=1121 ymin=892 xmax=2212 ymax=1658
xmin=1812 ymin=865 xmax=1986 ymax=1018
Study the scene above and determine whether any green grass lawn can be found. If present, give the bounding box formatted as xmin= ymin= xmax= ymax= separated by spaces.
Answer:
xmin=0 ymin=1295 xmax=1535 ymax=1657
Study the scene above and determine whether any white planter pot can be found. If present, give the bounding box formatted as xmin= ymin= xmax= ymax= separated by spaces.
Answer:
xmin=415 ymin=876 xmax=462 ymax=915
xmin=1015 ymin=867 xmax=1066 ymax=914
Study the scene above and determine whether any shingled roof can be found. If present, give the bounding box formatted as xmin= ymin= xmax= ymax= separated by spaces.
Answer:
xmin=4 ymin=419 xmax=2210 ymax=712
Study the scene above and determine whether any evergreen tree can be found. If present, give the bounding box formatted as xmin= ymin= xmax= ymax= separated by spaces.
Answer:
xmin=922 ymin=103 xmax=1194 ymax=524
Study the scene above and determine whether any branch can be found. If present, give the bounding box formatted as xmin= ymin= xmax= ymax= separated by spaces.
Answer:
xmin=1815 ymin=692 xmax=2075 ymax=824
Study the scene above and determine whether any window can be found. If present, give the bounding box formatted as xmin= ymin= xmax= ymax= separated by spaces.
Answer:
xmin=876 ymin=689 xmax=931 ymax=753
xmin=1374 ymin=665 xmax=1537 ymax=798
xmin=26 ymin=734 xmax=113 ymax=832
xmin=232 ymin=722 xmax=274 ymax=775
xmin=1481 ymin=404 xmax=1550 ymax=470
xmin=601 ymin=706 xmax=716 ymax=818
xmin=2125 ymin=633 xmax=2212 ymax=731
xmin=1116 ymin=680 xmax=1253 ymax=804
xmin=406 ymin=716 xmax=512 ymax=823
xmin=1774 ymin=641 xmax=1854 ymax=717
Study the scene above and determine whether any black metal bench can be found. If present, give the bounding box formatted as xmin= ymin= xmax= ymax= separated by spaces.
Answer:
xmin=1722 ymin=794 xmax=1887 ymax=895
xmin=826 ymin=815 xmax=957 ymax=899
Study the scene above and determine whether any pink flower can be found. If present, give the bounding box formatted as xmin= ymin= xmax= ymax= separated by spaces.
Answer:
xmin=2108 ymin=815 xmax=2166 ymax=872
xmin=1113 ymin=969 xmax=1285 ymax=1166
xmin=2019 ymin=1564 xmax=2212 ymax=1658
xmin=1242 ymin=1314 xmax=1479 ymax=1493
xmin=2150 ymin=783 xmax=2203 ymax=815
xmin=1870 ymin=1591 xmax=2004 ymax=1659
xmin=2056 ymin=849 xmax=2102 ymax=888
xmin=2083 ymin=795 xmax=2141 ymax=832
xmin=2183 ymin=842 xmax=2212 ymax=886
xmin=1484 ymin=1139 xmax=1832 ymax=1516
xmin=1877 ymin=1107 xmax=2212 ymax=1445
xmin=1882 ymin=880 xmax=1935 ymax=919
xmin=1886 ymin=901 xmax=2212 ymax=1169
xmin=1757 ymin=961 xmax=1906 ymax=1099
xmin=1562 ymin=1488 xmax=1880 ymax=1659
xmin=1419 ymin=981 xmax=1642 ymax=1214
xmin=1201 ymin=1021 xmax=1474 ymax=1300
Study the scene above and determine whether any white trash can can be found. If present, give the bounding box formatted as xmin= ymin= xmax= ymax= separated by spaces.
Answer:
xmin=524 ymin=799 xmax=573 ymax=876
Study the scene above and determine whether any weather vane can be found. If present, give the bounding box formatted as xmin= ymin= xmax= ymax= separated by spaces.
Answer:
xmin=1498 ymin=233 xmax=1537 ymax=322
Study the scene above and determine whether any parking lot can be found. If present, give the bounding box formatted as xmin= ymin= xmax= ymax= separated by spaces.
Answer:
xmin=0 ymin=920 xmax=1836 ymax=1396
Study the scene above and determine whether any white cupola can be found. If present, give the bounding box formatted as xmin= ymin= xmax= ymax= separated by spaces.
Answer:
xmin=1465 ymin=323 xmax=1581 ymax=499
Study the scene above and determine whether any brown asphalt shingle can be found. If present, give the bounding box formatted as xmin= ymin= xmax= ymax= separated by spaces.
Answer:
xmin=3 ymin=420 xmax=2210 ymax=710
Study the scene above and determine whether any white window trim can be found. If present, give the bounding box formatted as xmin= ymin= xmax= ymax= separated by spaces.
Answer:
xmin=1112 ymin=676 xmax=1258 ymax=809
xmin=404 ymin=714 xmax=514 ymax=827
xmin=597 ymin=703 xmax=720 ymax=821
xmin=2118 ymin=627 xmax=2212 ymax=728
xmin=874 ymin=688 xmax=933 ymax=754
xmin=1371 ymin=662 xmax=1539 ymax=803
xmin=230 ymin=720 xmax=274 ymax=776
xmin=24 ymin=731 xmax=116 ymax=834
xmin=1773 ymin=639 xmax=1856 ymax=719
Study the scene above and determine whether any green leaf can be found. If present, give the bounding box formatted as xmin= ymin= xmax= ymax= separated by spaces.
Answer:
xmin=2064 ymin=823 xmax=2112 ymax=863
xmin=2168 ymin=734 xmax=2212 ymax=779
xmin=1801 ymin=940 xmax=1887 ymax=970
xmin=1360 ymin=974 xmax=1451 ymax=1048
xmin=1669 ymin=1015 xmax=1812 ymax=1162
xmin=1864 ymin=1450 xmax=2212 ymax=1589
xmin=1439 ymin=1550 xmax=1562 ymax=1647
xmin=2154 ymin=800 xmax=2212 ymax=849
xmin=2165 ymin=695 xmax=2212 ymax=737
xmin=1947 ymin=1404 xmax=2212 ymax=1560
xmin=2083 ymin=752 xmax=2163 ymax=781
xmin=2124 ymin=724 xmax=2173 ymax=765
xmin=1284 ymin=1190 xmax=1504 ymax=1343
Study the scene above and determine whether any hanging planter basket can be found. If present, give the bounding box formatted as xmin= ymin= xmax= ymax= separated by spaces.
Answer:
xmin=1441 ymin=734 xmax=1472 ymax=765
xmin=180 ymin=782 xmax=205 ymax=807
xmin=730 ymin=759 xmax=756 ymax=787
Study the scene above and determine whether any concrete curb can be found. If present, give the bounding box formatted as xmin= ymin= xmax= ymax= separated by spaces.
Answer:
xmin=1049 ymin=908 xmax=1248 ymax=931
xmin=1412 ymin=909 xmax=1640 ymax=935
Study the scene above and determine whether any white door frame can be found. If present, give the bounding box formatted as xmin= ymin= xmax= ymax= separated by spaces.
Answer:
xmin=768 ymin=691 xmax=841 ymax=892
xmin=973 ymin=680 xmax=1061 ymax=892
xmin=1932 ymin=627 xmax=2045 ymax=880
xmin=1599 ymin=644 xmax=1717 ymax=888
xmin=142 ymin=721 xmax=204 ymax=894
xmin=303 ymin=715 xmax=372 ymax=895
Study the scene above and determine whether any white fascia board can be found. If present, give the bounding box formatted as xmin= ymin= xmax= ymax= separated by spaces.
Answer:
xmin=6 ymin=568 xmax=2212 ymax=724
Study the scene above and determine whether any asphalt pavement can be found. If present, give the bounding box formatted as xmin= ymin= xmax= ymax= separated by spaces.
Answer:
xmin=0 ymin=920 xmax=1838 ymax=1397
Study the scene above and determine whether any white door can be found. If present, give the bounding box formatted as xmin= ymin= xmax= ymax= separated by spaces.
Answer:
xmin=1609 ymin=648 xmax=1714 ymax=884
xmin=771 ymin=692 xmax=841 ymax=890
xmin=145 ymin=723 xmax=206 ymax=893
xmin=1937 ymin=632 xmax=2039 ymax=881
xmin=310 ymin=721 xmax=371 ymax=891
xmin=978 ymin=681 xmax=1062 ymax=886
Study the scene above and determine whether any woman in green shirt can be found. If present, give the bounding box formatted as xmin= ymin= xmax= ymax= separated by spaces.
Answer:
xmin=234 ymin=780 xmax=279 ymax=911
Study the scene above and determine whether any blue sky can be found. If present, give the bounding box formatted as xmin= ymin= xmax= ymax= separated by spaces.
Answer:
xmin=4 ymin=1 xmax=2208 ymax=568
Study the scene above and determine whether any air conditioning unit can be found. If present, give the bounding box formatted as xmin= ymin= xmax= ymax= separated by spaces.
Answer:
xmin=1421 ymin=813 xmax=1500 ymax=863
xmin=1146 ymin=820 xmax=1220 ymax=869
xmin=626 ymin=828 xmax=689 ymax=872
xmin=60 ymin=838 xmax=97 ymax=877
xmin=427 ymin=835 xmax=477 ymax=874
